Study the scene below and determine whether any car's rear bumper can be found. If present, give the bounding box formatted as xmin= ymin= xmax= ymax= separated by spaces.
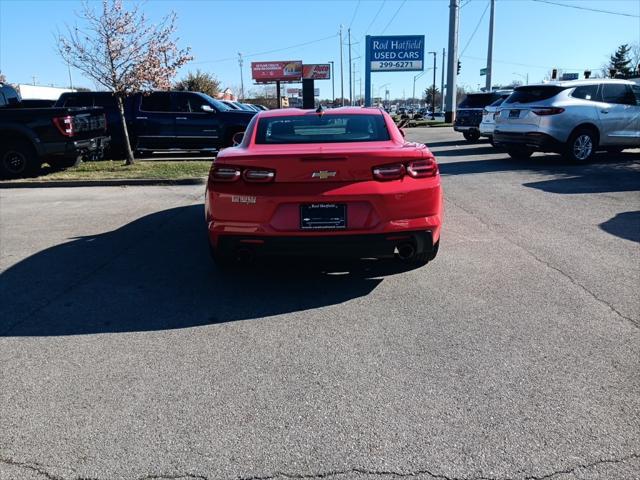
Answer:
xmin=214 ymin=229 xmax=436 ymax=259
xmin=479 ymin=122 xmax=495 ymax=136
xmin=42 ymin=136 xmax=111 ymax=160
xmin=453 ymin=125 xmax=479 ymax=132
xmin=493 ymin=131 xmax=563 ymax=151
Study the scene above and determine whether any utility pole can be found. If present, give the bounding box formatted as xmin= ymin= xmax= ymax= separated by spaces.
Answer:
xmin=339 ymin=25 xmax=344 ymax=106
xmin=440 ymin=48 xmax=445 ymax=112
xmin=348 ymin=28 xmax=352 ymax=106
xmin=238 ymin=52 xmax=244 ymax=100
xmin=485 ymin=0 xmax=495 ymax=91
xmin=429 ymin=52 xmax=437 ymax=119
xmin=328 ymin=60 xmax=335 ymax=105
xmin=445 ymin=0 xmax=459 ymax=123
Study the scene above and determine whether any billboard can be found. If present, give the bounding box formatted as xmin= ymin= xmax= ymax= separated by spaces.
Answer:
xmin=367 ymin=35 xmax=425 ymax=72
xmin=302 ymin=64 xmax=331 ymax=80
xmin=251 ymin=61 xmax=303 ymax=83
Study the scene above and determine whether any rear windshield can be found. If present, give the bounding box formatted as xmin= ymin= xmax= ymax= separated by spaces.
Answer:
xmin=505 ymin=86 xmax=566 ymax=104
xmin=458 ymin=94 xmax=500 ymax=108
xmin=255 ymin=114 xmax=390 ymax=144
xmin=488 ymin=97 xmax=506 ymax=107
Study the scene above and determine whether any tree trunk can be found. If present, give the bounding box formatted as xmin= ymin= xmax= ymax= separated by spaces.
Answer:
xmin=117 ymin=96 xmax=135 ymax=165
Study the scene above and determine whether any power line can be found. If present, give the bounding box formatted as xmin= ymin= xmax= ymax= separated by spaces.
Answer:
xmin=531 ymin=0 xmax=640 ymax=18
xmin=461 ymin=54 xmax=600 ymax=71
xmin=459 ymin=0 xmax=490 ymax=57
xmin=364 ymin=0 xmax=386 ymax=35
xmin=348 ymin=0 xmax=361 ymax=29
xmin=380 ymin=0 xmax=407 ymax=35
xmin=193 ymin=34 xmax=339 ymax=65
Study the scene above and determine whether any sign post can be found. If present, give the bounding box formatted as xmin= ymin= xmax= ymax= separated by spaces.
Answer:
xmin=301 ymin=64 xmax=331 ymax=109
xmin=364 ymin=35 xmax=425 ymax=107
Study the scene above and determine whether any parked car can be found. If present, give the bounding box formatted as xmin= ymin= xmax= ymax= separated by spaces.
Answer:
xmin=56 ymin=91 xmax=256 ymax=156
xmin=205 ymin=107 xmax=443 ymax=266
xmin=494 ymin=79 xmax=640 ymax=162
xmin=0 ymin=83 xmax=109 ymax=178
xmin=479 ymin=96 xmax=510 ymax=145
xmin=454 ymin=91 xmax=511 ymax=142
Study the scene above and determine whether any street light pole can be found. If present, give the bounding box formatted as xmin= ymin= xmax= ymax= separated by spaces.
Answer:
xmin=413 ymin=71 xmax=426 ymax=105
xmin=348 ymin=28 xmax=352 ymax=105
xmin=485 ymin=0 xmax=495 ymax=91
xmin=238 ymin=52 xmax=244 ymax=100
xmin=441 ymin=48 xmax=445 ymax=112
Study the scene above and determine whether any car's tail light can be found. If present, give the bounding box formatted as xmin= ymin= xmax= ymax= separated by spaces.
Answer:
xmin=407 ymin=159 xmax=438 ymax=178
xmin=53 ymin=115 xmax=75 ymax=137
xmin=532 ymin=107 xmax=565 ymax=116
xmin=373 ymin=163 xmax=406 ymax=181
xmin=211 ymin=165 xmax=241 ymax=182
xmin=243 ymin=168 xmax=275 ymax=183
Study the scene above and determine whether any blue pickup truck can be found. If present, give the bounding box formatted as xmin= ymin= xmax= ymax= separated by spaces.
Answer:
xmin=55 ymin=91 xmax=256 ymax=158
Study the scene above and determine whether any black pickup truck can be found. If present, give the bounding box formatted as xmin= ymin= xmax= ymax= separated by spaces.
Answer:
xmin=0 ymin=83 xmax=109 ymax=178
xmin=55 ymin=91 xmax=256 ymax=157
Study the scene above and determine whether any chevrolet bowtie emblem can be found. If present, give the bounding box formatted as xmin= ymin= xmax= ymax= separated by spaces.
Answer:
xmin=311 ymin=171 xmax=337 ymax=179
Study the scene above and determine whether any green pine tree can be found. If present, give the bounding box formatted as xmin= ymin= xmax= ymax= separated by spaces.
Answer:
xmin=609 ymin=44 xmax=632 ymax=77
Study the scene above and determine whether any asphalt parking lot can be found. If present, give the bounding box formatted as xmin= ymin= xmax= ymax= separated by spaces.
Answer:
xmin=1 ymin=127 xmax=638 ymax=480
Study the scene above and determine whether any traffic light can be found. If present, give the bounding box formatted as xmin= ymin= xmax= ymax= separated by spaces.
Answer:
xmin=584 ymin=70 xmax=591 ymax=79
xmin=457 ymin=60 xmax=461 ymax=75
xmin=551 ymin=68 xmax=558 ymax=80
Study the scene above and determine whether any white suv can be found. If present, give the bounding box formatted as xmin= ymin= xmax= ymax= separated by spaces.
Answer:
xmin=494 ymin=79 xmax=640 ymax=162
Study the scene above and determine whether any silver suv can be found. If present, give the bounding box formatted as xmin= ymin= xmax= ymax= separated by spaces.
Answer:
xmin=494 ymin=79 xmax=640 ymax=162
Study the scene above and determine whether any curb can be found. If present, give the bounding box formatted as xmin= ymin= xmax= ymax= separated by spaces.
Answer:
xmin=0 ymin=177 xmax=207 ymax=189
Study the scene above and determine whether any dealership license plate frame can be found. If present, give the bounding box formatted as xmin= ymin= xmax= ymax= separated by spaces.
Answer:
xmin=300 ymin=203 xmax=347 ymax=230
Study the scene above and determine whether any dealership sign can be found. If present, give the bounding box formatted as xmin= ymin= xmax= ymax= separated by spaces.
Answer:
xmin=302 ymin=64 xmax=331 ymax=80
xmin=251 ymin=61 xmax=303 ymax=83
xmin=367 ymin=35 xmax=424 ymax=72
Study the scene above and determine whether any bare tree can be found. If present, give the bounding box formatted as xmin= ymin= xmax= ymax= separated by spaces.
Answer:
xmin=58 ymin=0 xmax=191 ymax=164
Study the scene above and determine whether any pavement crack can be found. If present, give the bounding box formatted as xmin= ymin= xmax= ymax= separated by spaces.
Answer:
xmin=446 ymin=198 xmax=639 ymax=329
xmin=0 ymin=455 xmax=64 ymax=480
xmin=523 ymin=452 xmax=640 ymax=479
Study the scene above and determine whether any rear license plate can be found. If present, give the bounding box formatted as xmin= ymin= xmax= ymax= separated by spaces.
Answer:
xmin=300 ymin=203 xmax=346 ymax=230
xmin=509 ymin=109 xmax=521 ymax=119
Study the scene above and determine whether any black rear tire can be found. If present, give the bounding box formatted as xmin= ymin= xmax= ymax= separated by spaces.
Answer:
xmin=0 ymin=139 xmax=41 ymax=179
xmin=507 ymin=147 xmax=533 ymax=159
xmin=563 ymin=128 xmax=597 ymax=163
xmin=463 ymin=130 xmax=480 ymax=142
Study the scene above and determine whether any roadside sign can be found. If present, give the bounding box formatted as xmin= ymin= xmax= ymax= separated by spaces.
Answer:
xmin=561 ymin=72 xmax=579 ymax=80
xmin=286 ymin=87 xmax=320 ymax=96
xmin=367 ymin=35 xmax=425 ymax=72
xmin=251 ymin=61 xmax=303 ymax=83
xmin=480 ymin=68 xmax=487 ymax=76
xmin=302 ymin=64 xmax=331 ymax=80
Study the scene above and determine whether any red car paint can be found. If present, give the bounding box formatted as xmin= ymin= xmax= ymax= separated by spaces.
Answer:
xmin=205 ymin=107 xmax=443 ymax=263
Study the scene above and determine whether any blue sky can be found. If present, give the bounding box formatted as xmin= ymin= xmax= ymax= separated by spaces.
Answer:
xmin=1 ymin=0 xmax=639 ymax=100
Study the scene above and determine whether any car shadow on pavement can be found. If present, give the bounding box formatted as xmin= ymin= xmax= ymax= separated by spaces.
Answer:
xmin=599 ymin=211 xmax=640 ymax=244
xmin=0 ymin=205 xmax=420 ymax=337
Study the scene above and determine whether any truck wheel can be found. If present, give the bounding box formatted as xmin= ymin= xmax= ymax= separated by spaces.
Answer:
xmin=507 ymin=147 xmax=533 ymax=159
xmin=463 ymin=130 xmax=480 ymax=142
xmin=563 ymin=128 xmax=597 ymax=163
xmin=0 ymin=140 xmax=40 ymax=179
xmin=48 ymin=157 xmax=81 ymax=170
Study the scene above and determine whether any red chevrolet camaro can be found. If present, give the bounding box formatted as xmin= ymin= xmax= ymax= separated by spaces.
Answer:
xmin=205 ymin=107 xmax=443 ymax=265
